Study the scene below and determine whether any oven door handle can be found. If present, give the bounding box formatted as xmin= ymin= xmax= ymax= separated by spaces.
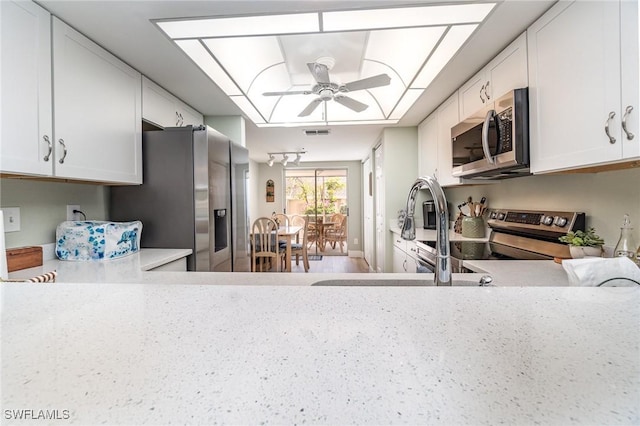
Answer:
xmin=481 ymin=109 xmax=496 ymax=165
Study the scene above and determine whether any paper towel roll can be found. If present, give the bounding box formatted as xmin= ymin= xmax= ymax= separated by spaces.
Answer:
xmin=0 ymin=211 xmax=8 ymax=280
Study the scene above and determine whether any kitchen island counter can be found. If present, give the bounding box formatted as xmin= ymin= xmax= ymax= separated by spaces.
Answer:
xmin=2 ymin=283 xmax=638 ymax=425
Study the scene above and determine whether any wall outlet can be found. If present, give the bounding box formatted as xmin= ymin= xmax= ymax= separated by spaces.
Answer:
xmin=353 ymin=237 xmax=359 ymax=245
xmin=2 ymin=207 xmax=21 ymax=232
xmin=66 ymin=205 xmax=80 ymax=221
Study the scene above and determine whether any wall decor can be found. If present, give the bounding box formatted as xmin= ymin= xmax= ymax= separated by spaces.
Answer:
xmin=266 ymin=179 xmax=275 ymax=202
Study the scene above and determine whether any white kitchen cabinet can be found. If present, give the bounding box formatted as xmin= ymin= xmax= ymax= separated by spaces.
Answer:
xmin=0 ymin=1 xmax=52 ymax=176
xmin=436 ymin=93 xmax=462 ymax=187
xmin=528 ymin=0 xmax=639 ymax=173
xmin=459 ymin=32 xmax=528 ymax=120
xmin=418 ymin=113 xmax=438 ymax=178
xmin=142 ymin=76 xmax=203 ymax=128
xmin=52 ymin=17 xmax=142 ymax=184
xmin=418 ymin=92 xmax=463 ymax=187
xmin=392 ymin=244 xmax=406 ymax=273
xmin=392 ymin=233 xmax=418 ymax=273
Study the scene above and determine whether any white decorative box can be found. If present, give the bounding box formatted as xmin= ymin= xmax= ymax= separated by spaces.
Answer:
xmin=56 ymin=221 xmax=142 ymax=261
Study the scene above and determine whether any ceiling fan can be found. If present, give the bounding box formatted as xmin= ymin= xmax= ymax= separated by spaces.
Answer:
xmin=263 ymin=61 xmax=391 ymax=117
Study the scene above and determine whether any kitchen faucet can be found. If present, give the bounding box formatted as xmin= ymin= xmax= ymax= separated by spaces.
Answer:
xmin=401 ymin=176 xmax=452 ymax=286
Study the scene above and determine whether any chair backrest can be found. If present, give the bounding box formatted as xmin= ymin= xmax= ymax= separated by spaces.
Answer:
xmin=330 ymin=213 xmax=344 ymax=224
xmin=336 ymin=215 xmax=348 ymax=236
xmin=273 ymin=213 xmax=289 ymax=227
xmin=291 ymin=215 xmax=308 ymax=246
xmin=252 ymin=217 xmax=279 ymax=254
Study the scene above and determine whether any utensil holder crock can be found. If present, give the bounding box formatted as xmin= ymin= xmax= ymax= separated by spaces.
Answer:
xmin=461 ymin=216 xmax=485 ymax=238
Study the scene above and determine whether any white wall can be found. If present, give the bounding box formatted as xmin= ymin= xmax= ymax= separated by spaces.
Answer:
xmin=0 ymin=178 xmax=109 ymax=248
xmin=444 ymin=167 xmax=640 ymax=250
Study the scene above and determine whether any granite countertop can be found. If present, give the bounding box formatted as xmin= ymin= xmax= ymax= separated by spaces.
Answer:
xmin=389 ymin=225 xmax=490 ymax=242
xmin=2 ymin=283 xmax=638 ymax=425
xmin=463 ymin=260 xmax=570 ymax=286
xmin=8 ymin=248 xmax=192 ymax=283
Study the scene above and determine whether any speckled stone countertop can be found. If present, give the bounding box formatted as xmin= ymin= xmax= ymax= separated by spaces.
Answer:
xmin=8 ymin=248 xmax=192 ymax=283
xmin=2 ymin=283 xmax=638 ymax=425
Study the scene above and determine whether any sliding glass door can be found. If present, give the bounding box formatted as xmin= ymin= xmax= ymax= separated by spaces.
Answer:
xmin=284 ymin=168 xmax=348 ymax=255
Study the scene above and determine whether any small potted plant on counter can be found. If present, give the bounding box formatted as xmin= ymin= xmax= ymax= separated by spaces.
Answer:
xmin=559 ymin=228 xmax=605 ymax=258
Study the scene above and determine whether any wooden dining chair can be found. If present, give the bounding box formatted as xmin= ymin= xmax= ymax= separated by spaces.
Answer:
xmin=273 ymin=213 xmax=290 ymax=227
xmin=325 ymin=215 xmax=348 ymax=253
xmin=251 ymin=217 xmax=281 ymax=272
xmin=288 ymin=215 xmax=310 ymax=272
xmin=305 ymin=215 xmax=318 ymax=249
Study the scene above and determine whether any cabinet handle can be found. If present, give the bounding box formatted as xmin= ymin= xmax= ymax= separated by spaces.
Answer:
xmin=58 ymin=139 xmax=68 ymax=164
xmin=484 ymin=81 xmax=490 ymax=100
xmin=43 ymin=135 xmax=52 ymax=161
xmin=622 ymin=105 xmax=635 ymax=140
xmin=479 ymin=84 xmax=485 ymax=103
xmin=604 ymin=111 xmax=616 ymax=144
xmin=403 ymin=259 xmax=407 ymax=272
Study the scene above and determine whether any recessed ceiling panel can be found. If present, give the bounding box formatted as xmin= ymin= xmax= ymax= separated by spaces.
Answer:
xmin=157 ymin=2 xmax=496 ymax=128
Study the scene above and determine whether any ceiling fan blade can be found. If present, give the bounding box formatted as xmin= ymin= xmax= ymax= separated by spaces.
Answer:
xmin=343 ymin=74 xmax=391 ymax=92
xmin=298 ymin=98 xmax=323 ymax=117
xmin=334 ymin=95 xmax=368 ymax=113
xmin=263 ymin=90 xmax=312 ymax=96
xmin=307 ymin=62 xmax=331 ymax=84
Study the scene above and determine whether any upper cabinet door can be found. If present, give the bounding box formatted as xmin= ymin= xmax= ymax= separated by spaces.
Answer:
xmin=436 ymin=93 xmax=462 ymax=187
xmin=142 ymin=76 xmax=203 ymax=128
xmin=620 ymin=0 xmax=639 ymax=160
xmin=418 ymin=113 xmax=438 ymax=179
xmin=528 ymin=1 xmax=622 ymax=173
xmin=53 ymin=17 xmax=142 ymax=184
xmin=459 ymin=33 xmax=528 ymax=121
xmin=487 ymin=32 xmax=528 ymax=101
xmin=0 ymin=1 xmax=53 ymax=176
xmin=458 ymin=72 xmax=488 ymax=121
xmin=142 ymin=76 xmax=178 ymax=128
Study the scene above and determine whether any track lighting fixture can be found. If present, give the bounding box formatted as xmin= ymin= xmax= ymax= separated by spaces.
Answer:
xmin=266 ymin=151 xmax=307 ymax=167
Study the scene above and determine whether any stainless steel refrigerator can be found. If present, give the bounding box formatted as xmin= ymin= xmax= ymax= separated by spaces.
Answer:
xmin=109 ymin=125 xmax=250 ymax=272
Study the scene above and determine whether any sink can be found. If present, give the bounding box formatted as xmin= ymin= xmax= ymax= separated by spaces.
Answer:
xmin=311 ymin=279 xmax=489 ymax=287
xmin=56 ymin=220 xmax=142 ymax=261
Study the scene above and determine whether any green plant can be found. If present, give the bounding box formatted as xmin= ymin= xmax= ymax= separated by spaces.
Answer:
xmin=558 ymin=228 xmax=605 ymax=247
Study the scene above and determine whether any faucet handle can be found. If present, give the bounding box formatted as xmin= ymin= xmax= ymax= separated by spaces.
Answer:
xmin=479 ymin=275 xmax=494 ymax=286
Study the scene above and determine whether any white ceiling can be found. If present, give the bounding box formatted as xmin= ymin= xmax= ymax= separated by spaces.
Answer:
xmin=36 ymin=0 xmax=556 ymax=163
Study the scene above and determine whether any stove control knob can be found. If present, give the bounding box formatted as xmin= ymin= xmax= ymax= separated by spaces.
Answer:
xmin=541 ymin=215 xmax=554 ymax=226
xmin=490 ymin=211 xmax=497 ymax=219
xmin=554 ymin=216 xmax=568 ymax=227
xmin=497 ymin=212 xmax=506 ymax=220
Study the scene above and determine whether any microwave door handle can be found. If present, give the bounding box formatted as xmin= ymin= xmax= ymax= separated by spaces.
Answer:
xmin=481 ymin=109 xmax=496 ymax=164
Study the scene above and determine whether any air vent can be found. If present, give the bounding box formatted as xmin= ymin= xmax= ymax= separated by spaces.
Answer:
xmin=303 ymin=129 xmax=330 ymax=136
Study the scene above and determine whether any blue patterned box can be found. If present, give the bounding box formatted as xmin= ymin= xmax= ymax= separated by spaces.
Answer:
xmin=56 ymin=221 xmax=142 ymax=261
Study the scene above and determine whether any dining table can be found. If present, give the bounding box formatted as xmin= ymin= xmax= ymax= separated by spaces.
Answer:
xmin=277 ymin=225 xmax=303 ymax=272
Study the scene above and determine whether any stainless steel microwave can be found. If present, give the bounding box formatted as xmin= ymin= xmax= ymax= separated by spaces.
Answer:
xmin=451 ymin=88 xmax=530 ymax=179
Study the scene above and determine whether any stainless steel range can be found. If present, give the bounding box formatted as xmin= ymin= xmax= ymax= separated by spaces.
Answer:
xmin=416 ymin=209 xmax=586 ymax=273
